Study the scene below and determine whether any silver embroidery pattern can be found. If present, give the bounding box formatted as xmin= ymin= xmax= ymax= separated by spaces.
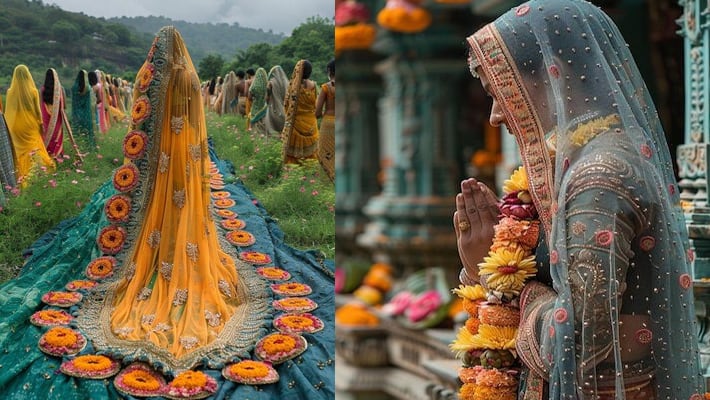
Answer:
xmin=218 ymin=279 xmax=233 ymax=298
xmin=186 ymin=243 xmax=198 ymax=262
xmin=141 ymin=314 xmax=156 ymax=326
xmin=147 ymin=230 xmax=161 ymax=248
xmin=179 ymin=336 xmax=198 ymax=350
xmin=160 ymin=261 xmax=173 ymax=281
xmin=126 ymin=261 xmax=137 ymax=280
xmin=153 ymin=323 xmax=170 ymax=332
xmin=205 ymin=310 xmax=221 ymax=327
xmin=114 ymin=327 xmax=134 ymax=338
xmin=171 ymin=116 xmax=184 ymax=134
xmin=159 ymin=152 xmax=170 ymax=173
xmin=137 ymin=287 xmax=152 ymax=301
xmin=173 ymin=188 xmax=186 ymax=209
xmin=189 ymin=144 xmax=202 ymax=162
xmin=185 ymin=163 xmax=191 ymax=177
xmin=173 ymin=288 xmax=188 ymax=306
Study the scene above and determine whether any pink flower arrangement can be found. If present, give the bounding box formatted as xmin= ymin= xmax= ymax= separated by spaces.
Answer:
xmin=499 ymin=192 xmax=538 ymax=219
xmin=406 ymin=290 xmax=442 ymax=323
xmin=381 ymin=291 xmax=414 ymax=317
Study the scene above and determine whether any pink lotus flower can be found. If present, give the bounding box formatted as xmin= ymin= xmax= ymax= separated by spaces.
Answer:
xmin=406 ymin=290 xmax=442 ymax=323
xmin=382 ymin=291 xmax=414 ymax=317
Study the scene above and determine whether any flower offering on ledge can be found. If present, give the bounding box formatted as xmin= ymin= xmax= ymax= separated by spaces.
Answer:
xmin=60 ymin=355 xmax=121 ymax=379
xmin=377 ymin=0 xmax=432 ymax=34
xmin=164 ymin=370 xmax=218 ymax=400
xmin=223 ymin=360 xmax=279 ymax=385
xmin=335 ymin=0 xmax=377 ymax=54
xmin=114 ymin=363 xmax=166 ymax=398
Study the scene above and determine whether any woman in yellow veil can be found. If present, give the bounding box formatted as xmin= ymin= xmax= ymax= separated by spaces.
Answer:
xmin=4 ymin=65 xmax=55 ymax=187
xmin=281 ymin=60 xmax=320 ymax=164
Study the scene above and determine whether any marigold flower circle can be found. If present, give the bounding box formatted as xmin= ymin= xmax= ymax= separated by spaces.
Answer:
xmin=113 ymin=163 xmax=140 ymax=193
xmin=137 ymin=63 xmax=155 ymax=93
xmin=114 ymin=363 xmax=166 ymax=398
xmin=220 ymin=218 xmax=246 ymax=230
xmin=41 ymin=291 xmax=83 ymax=307
xmin=274 ymin=313 xmax=324 ymax=334
xmin=97 ymin=225 xmax=127 ymax=255
xmin=66 ymin=279 xmax=98 ymax=291
xmin=377 ymin=6 xmax=432 ymax=34
xmin=105 ymin=195 xmax=132 ymax=223
xmin=131 ymin=96 xmax=151 ymax=125
xmin=239 ymin=251 xmax=272 ymax=265
xmin=273 ymin=297 xmax=318 ymax=313
xmin=39 ymin=326 xmax=86 ymax=356
xmin=216 ymin=209 xmax=237 ymax=219
xmin=164 ymin=370 xmax=218 ymax=399
xmin=255 ymin=332 xmax=307 ymax=364
xmin=335 ymin=24 xmax=376 ymax=53
xmin=213 ymin=198 xmax=236 ymax=209
xmin=30 ymin=309 xmax=73 ymax=327
xmin=123 ymin=130 xmax=149 ymax=160
xmin=223 ymin=360 xmax=279 ymax=385
xmin=226 ymin=230 xmax=256 ymax=247
xmin=86 ymin=256 xmax=117 ymax=280
xmin=271 ymin=282 xmax=313 ymax=297
xmin=60 ymin=354 xmax=121 ymax=379
xmin=256 ymin=266 xmax=291 ymax=281
xmin=210 ymin=191 xmax=230 ymax=199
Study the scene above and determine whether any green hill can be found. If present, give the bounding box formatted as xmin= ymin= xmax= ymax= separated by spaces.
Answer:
xmin=110 ymin=16 xmax=286 ymax=63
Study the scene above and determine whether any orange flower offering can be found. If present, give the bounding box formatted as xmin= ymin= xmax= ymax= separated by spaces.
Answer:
xmin=60 ymin=354 xmax=120 ymax=379
xmin=362 ymin=262 xmax=394 ymax=292
xmin=490 ymin=217 xmax=540 ymax=252
xmin=271 ymin=282 xmax=312 ymax=297
xmin=30 ymin=309 xmax=73 ymax=327
xmin=335 ymin=303 xmax=379 ymax=326
xmin=220 ymin=218 xmax=246 ymax=230
xmin=86 ymin=256 xmax=117 ymax=280
xmin=215 ymin=209 xmax=237 ymax=219
xmin=239 ymin=251 xmax=272 ymax=265
xmin=136 ymin=63 xmax=155 ymax=93
xmin=256 ymin=266 xmax=291 ymax=281
xmin=210 ymin=191 xmax=231 ymax=199
xmin=114 ymin=363 xmax=166 ymax=398
xmin=273 ymin=297 xmax=318 ymax=313
xmin=377 ymin=1 xmax=432 ymax=33
xmin=131 ymin=95 xmax=151 ymax=125
xmin=105 ymin=195 xmax=132 ymax=223
xmin=335 ymin=24 xmax=377 ymax=53
xmin=97 ymin=225 xmax=127 ymax=254
xmin=213 ymin=198 xmax=236 ymax=209
xmin=164 ymin=370 xmax=218 ymax=399
xmin=223 ymin=360 xmax=279 ymax=385
xmin=274 ymin=313 xmax=324 ymax=334
xmin=226 ymin=230 xmax=256 ymax=247
xmin=39 ymin=326 xmax=86 ymax=356
xmin=123 ymin=130 xmax=149 ymax=160
xmin=113 ymin=163 xmax=140 ymax=193
xmin=66 ymin=279 xmax=98 ymax=291
xmin=255 ymin=332 xmax=308 ymax=364
xmin=41 ymin=291 xmax=83 ymax=307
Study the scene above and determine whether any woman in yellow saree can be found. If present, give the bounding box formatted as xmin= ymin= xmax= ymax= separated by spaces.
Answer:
xmin=4 ymin=65 xmax=55 ymax=187
xmin=282 ymin=60 xmax=320 ymax=164
xmin=315 ymin=59 xmax=335 ymax=181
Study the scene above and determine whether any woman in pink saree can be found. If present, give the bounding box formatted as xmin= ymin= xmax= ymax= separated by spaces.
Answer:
xmin=39 ymin=68 xmax=67 ymax=157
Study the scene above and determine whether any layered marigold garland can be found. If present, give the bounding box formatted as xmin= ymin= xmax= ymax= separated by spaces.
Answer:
xmin=450 ymin=167 xmax=540 ymax=400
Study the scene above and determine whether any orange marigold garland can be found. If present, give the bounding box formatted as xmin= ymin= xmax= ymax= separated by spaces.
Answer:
xmin=114 ymin=363 xmax=166 ymax=398
xmin=225 ymin=230 xmax=256 ymax=247
xmin=105 ymin=194 xmax=132 ymax=223
xmin=213 ymin=198 xmax=236 ymax=209
xmin=97 ymin=225 xmax=127 ymax=254
xmin=41 ymin=291 xmax=83 ymax=307
xmin=39 ymin=326 xmax=86 ymax=356
xmin=113 ymin=163 xmax=140 ymax=193
xmin=273 ymin=297 xmax=318 ymax=313
xmin=239 ymin=251 xmax=272 ymax=265
xmin=215 ymin=209 xmax=237 ymax=219
xmin=255 ymin=332 xmax=308 ymax=364
xmin=60 ymin=354 xmax=121 ymax=379
xmin=220 ymin=218 xmax=246 ymax=230
xmin=210 ymin=191 xmax=230 ymax=199
xmin=256 ymin=266 xmax=292 ymax=281
xmin=131 ymin=96 xmax=151 ymax=125
xmin=377 ymin=0 xmax=432 ymax=33
xmin=65 ymin=279 xmax=98 ymax=291
xmin=164 ymin=370 xmax=218 ymax=400
xmin=335 ymin=303 xmax=379 ymax=326
xmin=222 ymin=360 xmax=279 ymax=385
xmin=274 ymin=313 xmax=324 ymax=334
xmin=335 ymin=24 xmax=377 ymax=53
xmin=86 ymin=256 xmax=117 ymax=280
xmin=123 ymin=130 xmax=149 ymax=160
xmin=30 ymin=309 xmax=73 ymax=327
xmin=271 ymin=282 xmax=313 ymax=297
xmin=136 ymin=64 xmax=155 ymax=93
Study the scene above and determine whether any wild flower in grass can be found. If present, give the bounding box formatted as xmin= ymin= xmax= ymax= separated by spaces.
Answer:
xmin=299 ymin=187 xmax=305 ymax=193
xmin=248 ymin=166 xmax=254 ymax=171
xmin=113 ymin=158 xmax=119 ymax=164
xmin=56 ymin=158 xmax=64 ymax=164
xmin=309 ymin=179 xmax=316 ymax=184
xmin=96 ymin=154 xmax=103 ymax=159
xmin=76 ymin=202 xmax=82 ymax=208
xmin=63 ymin=154 xmax=70 ymax=159
xmin=76 ymin=169 xmax=85 ymax=174
xmin=71 ymin=180 xmax=78 ymax=184
xmin=312 ymin=190 xmax=318 ymax=196
xmin=35 ymin=202 xmax=41 ymax=207
xmin=49 ymin=180 xmax=57 ymax=188
xmin=10 ymin=187 xmax=20 ymax=196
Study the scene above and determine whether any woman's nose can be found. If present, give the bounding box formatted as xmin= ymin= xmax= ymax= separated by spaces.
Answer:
xmin=489 ymin=99 xmax=505 ymax=127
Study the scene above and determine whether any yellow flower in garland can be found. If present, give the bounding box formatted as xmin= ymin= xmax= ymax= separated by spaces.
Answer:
xmin=450 ymin=326 xmax=479 ymax=358
xmin=478 ymin=247 xmax=537 ymax=297
xmin=453 ymin=324 xmax=518 ymax=352
xmin=452 ymin=284 xmax=487 ymax=301
xmin=502 ymin=166 xmax=528 ymax=195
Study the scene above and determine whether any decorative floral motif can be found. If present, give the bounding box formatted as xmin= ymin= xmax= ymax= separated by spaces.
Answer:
xmin=160 ymin=261 xmax=173 ymax=281
xmin=97 ymin=225 xmax=127 ymax=254
xmin=105 ymin=194 xmax=132 ymax=223
xmin=179 ymin=336 xmax=199 ymax=350
xmin=273 ymin=297 xmax=318 ymax=313
xmin=635 ymin=328 xmax=653 ymax=344
xmin=131 ymin=96 xmax=151 ymax=125
xmin=173 ymin=188 xmax=186 ymax=209
xmin=188 ymin=144 xmax=202 ymax=162
xmin=114 ymin=363 xmax=166 ymax=398
xmin=218 ymin=279 xmax=233 ymax=298
xmin=554 ymin=308 xmax=568 ymax=323
xmin=478 ymin=247 xmax=537 ymax=298
xmin=550 ymin=250 xmax=559 ymax=264
xmin=240 ymin=251 xmax=272 ymax=265
xmin=640 ymin=144 xmax=653 ymax=159
xmin=220 ymin=218 xmax=246 ymax=230
xmin=147 ymin=230 xmax=161 ymax=248
xmin=186 ymin=242 xmax=198 ymax=262
xmin=594 ymin=230 xmax=614 ymax=247
xmin=41 ymin=291 xmax=83 ymax=307
xmin=60 ymin=354 xmax=120 ymax=379
xmin=205 ymin=310 xmax=221 ymax=327
xmin=113 ymin=163 xmax=140 ymax=193
xmin=271 ymin=282 xmax=313 ymax=297
xmin=255 ymin=332 xmax=308 ymax=364
xmin=65 ymin=280 xmax=98 ymax=291
xmin=679 ymin=273 xmax=693 ymax=290
xmin=213 ymin=198 xmax=236 ymax=209
xmin=515 ymin=4 xmax=530 ymax=16
xmin=548 ymin=64 xmax=560 ymax=79
xmin=256 ymin=266 xmax=291 ymax=281
xmin=30 ymin=309 xmax=73 ymax=327
xmin=159 ymin=152 xmax=170 ymax=173
xmin=223 ymin=360 xmax=279 ymax=385
xmin=137 ymin=63 xmax=155 ymax=93
xmin=274 ymin=313 xmax=324 ymax=334
xmin=141 ymin=314 xmax=155 ymax=326
xmin=164 ymin=370 xmax=218 ymax=400
xmin=639 ymin=236 xmax=656 ymax=252
xmin=171 ymin=116 xmax=185 ymax=134
xmin=226 ymin=230 xmax=256 ymax=247
xmin=39 ymin=326 xmax=86 ymax=356
xmin=123 ymin=130 xmax=149 ymax=160
xmin=216 ymin=209 xmax=237 ymax=219
xmin=86 ymin=256 xmax=117 ymax=280
xmin=136 ymin=287 xmax=152 ymax=301
xmin=173 ymin=289 xmax=188 ymax=306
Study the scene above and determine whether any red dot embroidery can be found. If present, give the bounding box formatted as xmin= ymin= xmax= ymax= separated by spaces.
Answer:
xmin=639 ymin=236 xmax=656 ymax=252
xmin=548 ymin=64 xmax=560 ymax=79
xmin=550 ymin=250 xmax=559 ymax=264
xmin=635 ymin=328 xmax=652 ymax=344
xmin=516 ymin=4 xmax=530 ymax=16
xmin=679 ymin=273 xmax=692 ymax=290
xmin=640 ymin=144 xmax=652 ymax=159
xmin=553 ymin=308 xmax=568 ymax=323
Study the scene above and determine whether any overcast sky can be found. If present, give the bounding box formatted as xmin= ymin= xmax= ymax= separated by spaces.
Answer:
xmin=47 ymin=0 xmax=333 ymax=34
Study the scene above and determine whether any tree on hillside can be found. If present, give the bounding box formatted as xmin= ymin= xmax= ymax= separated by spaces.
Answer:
xmin=51 ymin=20 xmax=80 ymax=43
xmin=198 ymin=54 xmax=225 ymax=82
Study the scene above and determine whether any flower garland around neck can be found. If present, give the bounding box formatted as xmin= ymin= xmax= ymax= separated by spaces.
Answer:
xmin=450 ymin=166 xmax=540 ymax=400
